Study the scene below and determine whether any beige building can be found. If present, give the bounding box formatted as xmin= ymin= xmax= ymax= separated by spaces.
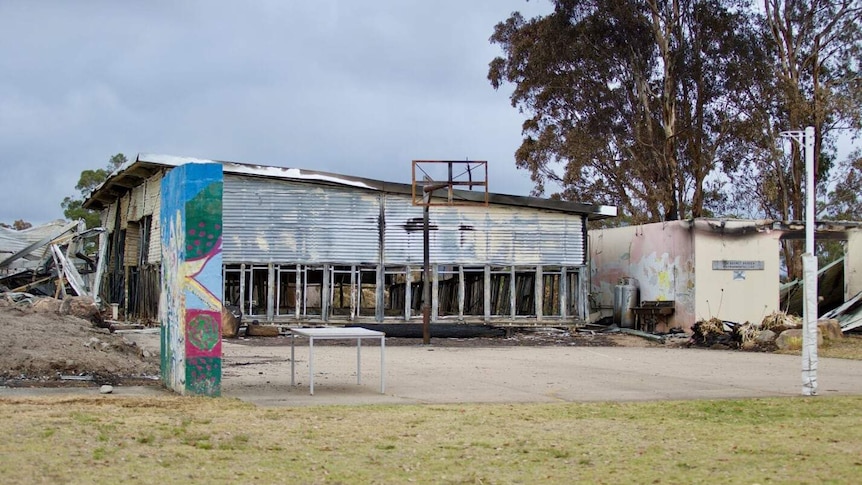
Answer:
xmin=847 ymin=227 xmax=862 ymax=299
xmin=590 ymin=219 xmax=862 ymax=332
xmin=590 ymin=219 xmax=784 ymax=331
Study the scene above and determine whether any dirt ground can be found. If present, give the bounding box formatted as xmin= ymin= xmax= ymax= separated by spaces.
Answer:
xmin=0 ymin=296 xmax=661 ymax=387
xmin=0 ymin=301 xmax=160 ymax=386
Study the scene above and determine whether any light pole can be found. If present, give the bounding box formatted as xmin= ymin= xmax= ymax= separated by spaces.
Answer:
xmin=779 ymin=126 xmax=817 ymax=396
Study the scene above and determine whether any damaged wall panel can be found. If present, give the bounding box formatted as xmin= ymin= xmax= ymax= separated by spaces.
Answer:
xmin=148 ymin=181 xmax=162 ymax=264
xmin=119 ymin=193 xmax=131 ymax=231
xmin=693 ymin=223 xmax=781 ymax=326
xmin=383 ymin=194 xmax=585 ymax=266
xmin=128 ymin=184 xmax=144 ymax=222
xmin=591 ymin=220 xmax=782 ymax=331
xmin=102 ymin=202 xmax=117 ymax=235
xmin=222 ymin=175 xmax=381 ymax=264
xmin=123 ymin=222 xmax=140 ymax=267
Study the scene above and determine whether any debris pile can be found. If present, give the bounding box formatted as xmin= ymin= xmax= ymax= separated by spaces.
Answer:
xmin=691 ymin=311 xmax=845 ymax=351
xmin=0 ymin=220 xmax=102 ymax=301
xmin=690 ymin=317 xmax=735 ymax=348
xmin=0 ymin=293 xmax=158 ymax=386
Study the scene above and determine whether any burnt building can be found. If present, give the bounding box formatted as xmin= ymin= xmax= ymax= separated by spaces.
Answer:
xmin=84 ymin=154 xmax=616 ymax=326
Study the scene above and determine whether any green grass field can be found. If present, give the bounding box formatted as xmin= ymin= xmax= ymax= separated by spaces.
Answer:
xmin=2 ymin=395 xmax=861 ymax=484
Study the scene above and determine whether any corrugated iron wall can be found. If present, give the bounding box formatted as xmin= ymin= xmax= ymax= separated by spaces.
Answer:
xmin=222 ymin=175 xmax=382 ymax=264
xmin=222 ymin=176 xmax=585 ymax=266
xmin=105 ymin=173 xmax=588 ymax=269
xmin=382 ymin=193 xmax=585 ymax=265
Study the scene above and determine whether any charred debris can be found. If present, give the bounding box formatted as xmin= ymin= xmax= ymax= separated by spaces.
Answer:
xmin=0 ymin=220 xmax=103 ymax=303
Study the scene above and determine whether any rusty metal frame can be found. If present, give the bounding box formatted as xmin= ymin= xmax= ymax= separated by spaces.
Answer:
xmin=411 ymin=160 xmax=488 ymax=207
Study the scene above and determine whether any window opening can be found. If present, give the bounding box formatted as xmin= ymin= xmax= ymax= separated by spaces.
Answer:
xmin=303 ymin=266 xmax=324 ymax=317
xmin=514 ymin=267 xmax=536 ymax=316
xmin=383 ymin=266 xmax=408 ymax=318
xmin=566 ymin=268 xmax=580 ymax=318
xmin=329 ymin=265 xmax=355 ymax=317
xmin=245 ymin=265 xmax=268 ymax=317
xmin=463 ymin=266 xmax=485 ymax=316
xmin=276 ymin=264 xmax=300 ymax=317
xmin=542 ymin=267 xmax=562 ymax=316
xmin=489 ymin=266 xmax=511 ymax=316
xmin=437 ymin=266 xmax=459 ymax=316
xmin=223 ymin=265 xmax=242 ymax=307
xmin=357 ymin=266 xmax=378 ymax=317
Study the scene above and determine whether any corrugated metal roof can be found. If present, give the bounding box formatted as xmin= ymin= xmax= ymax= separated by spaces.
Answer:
xmin=83 ymin=153 xmax=617 ymax=220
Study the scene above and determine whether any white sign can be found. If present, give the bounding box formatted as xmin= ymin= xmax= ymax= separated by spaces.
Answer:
xmin=712 ymin=260 xmax=764 ymax=271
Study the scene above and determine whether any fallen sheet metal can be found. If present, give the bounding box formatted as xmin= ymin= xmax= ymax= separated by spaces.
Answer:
xmin=0 ymin=220 xmax=80 ymax=270
xmin=50 ymin=244 xmax=87 ymax=297
xmin=821 ymin=290 xmax=862 ymax=332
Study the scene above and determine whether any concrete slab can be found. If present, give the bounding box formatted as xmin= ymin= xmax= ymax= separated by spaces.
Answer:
xmin=223 ymin=343 xmax=862 ymax=406
xmin=6 ymin=332 xmax=862 ymax=407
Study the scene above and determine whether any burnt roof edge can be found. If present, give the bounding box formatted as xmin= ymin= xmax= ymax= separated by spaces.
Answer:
xmin=83 ymin=153 xmax=618 ymax=219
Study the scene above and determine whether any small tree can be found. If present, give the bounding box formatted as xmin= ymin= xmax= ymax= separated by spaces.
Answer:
xmin=13 ymin=219 xmax=32 ymax=230
xmin=61 ymin=153 xmax=127 ymax=228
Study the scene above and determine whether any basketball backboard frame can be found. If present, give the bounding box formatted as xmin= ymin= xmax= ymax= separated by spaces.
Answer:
xmin=411 ymin=160 xmax=488 ymax=206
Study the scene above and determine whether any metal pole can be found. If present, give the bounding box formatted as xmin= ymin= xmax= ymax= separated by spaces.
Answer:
xmin=419 ymin=180 xmax=453 ymax=345
xmin=422 ymin=201 xmax=431 ymax=345
xmin=804 ymin=126 xmax=815 ymax=255
xmin=802 ymin=126 xmax=818 ymax=396
xmin=780 ymin=127 xmax=818 ymax=396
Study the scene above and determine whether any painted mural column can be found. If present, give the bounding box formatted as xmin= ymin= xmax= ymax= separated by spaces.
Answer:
xmin=159 ymin=163 xmax=224 ymax=396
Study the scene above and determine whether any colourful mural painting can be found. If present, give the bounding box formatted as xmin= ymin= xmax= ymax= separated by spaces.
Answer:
xmin=159 ymin=163 xmax=223 ymax=396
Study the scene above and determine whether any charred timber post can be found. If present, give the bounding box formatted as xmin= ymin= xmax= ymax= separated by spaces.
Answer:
xmin=421 ymin=181 xmax=450 ymax=345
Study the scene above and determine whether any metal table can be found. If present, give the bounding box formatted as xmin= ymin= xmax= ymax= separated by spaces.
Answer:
xmin=289 ymin=327 xmax=385 ymax=395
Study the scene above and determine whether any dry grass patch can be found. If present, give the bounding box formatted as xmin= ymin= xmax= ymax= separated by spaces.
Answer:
xmin=818 ymin=334 xmax=862 ymax=360
xmin=2 ymin=395 xmax=862 ymax=483
xmin=776 ymin=334 xmax=862 ymax=359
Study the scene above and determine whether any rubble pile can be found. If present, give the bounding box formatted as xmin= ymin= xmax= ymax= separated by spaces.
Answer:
xmin=690 ymin=311 xmax=844 ymax=351
xmin=0 ymin=294 xmax=158 ymax=385
xmin=690 ymin=317 xmax=734 ymax=348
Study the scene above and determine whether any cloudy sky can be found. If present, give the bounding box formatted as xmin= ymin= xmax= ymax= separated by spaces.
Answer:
xmin=0 ymin=0 xmax=553 ymax=226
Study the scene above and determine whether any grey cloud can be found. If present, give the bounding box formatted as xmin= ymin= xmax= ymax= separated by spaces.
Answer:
xmin=0 ymin=0 xmax=548 ymax=225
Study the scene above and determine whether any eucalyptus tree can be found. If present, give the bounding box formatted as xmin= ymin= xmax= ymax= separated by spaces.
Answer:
xmin=731 ymin=0 xmax=862 ymax=277
xmin=61 ymin=153 xmax=127 ymax=228
xmin=489 ymin=0 xmax=763 ymax=223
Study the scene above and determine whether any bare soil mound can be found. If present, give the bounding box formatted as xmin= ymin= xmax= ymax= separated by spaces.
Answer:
xmin=0 ymin=301 xmax=159 ymax=386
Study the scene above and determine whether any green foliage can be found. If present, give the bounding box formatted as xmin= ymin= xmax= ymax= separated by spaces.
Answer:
xmin=489 ymin=0 xmax=768 ymax=224
xmin=61 ymin=197 xmax=100 ymax=229
xmin=61 ymin=153 xmax=127 ymax=228
xmin=814 ymin=150 xmax=862 ymax=267
xmin=731 ymin=1 xmax=862 ymax=222
xmin=821 ymin=151 xmax=862 ymax=222
xmin=490 ymin=0 xmax=861 ymax=235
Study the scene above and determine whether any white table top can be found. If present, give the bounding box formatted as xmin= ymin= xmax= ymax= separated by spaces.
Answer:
xmin=289 ymin=327 xmax=385 ymax=339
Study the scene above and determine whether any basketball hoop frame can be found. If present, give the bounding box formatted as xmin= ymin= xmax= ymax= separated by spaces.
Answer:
xmin=411 ymin=160 xmax=488 ymax=206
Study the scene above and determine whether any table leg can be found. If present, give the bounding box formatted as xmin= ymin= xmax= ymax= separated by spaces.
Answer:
xmin=380 ymin=336 xmax=385 ymax=394
xmin=357 ymin=337 xmax=362 ymax=386
xmin=290 ymin=332 xmax=295 ymax=386
xmin=309 ymin=337 xmax=314 ymax=395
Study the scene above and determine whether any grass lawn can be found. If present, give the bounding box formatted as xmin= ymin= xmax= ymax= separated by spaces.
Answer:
xmin=1 ymin=395 xmax=861 ymax=484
